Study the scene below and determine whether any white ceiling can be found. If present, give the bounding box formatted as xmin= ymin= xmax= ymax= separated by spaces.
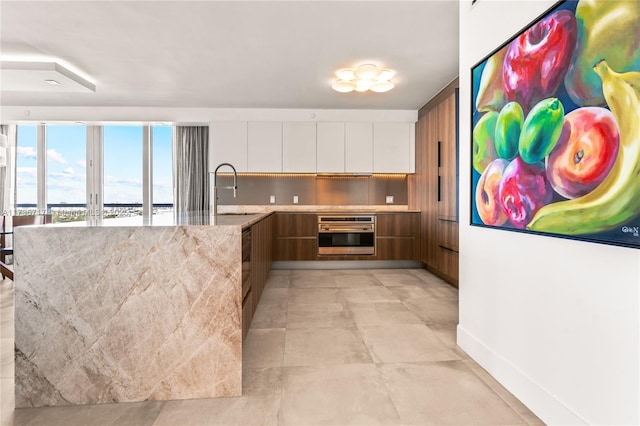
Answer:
xmin=0 ymin=1 xmax=460 ymax=111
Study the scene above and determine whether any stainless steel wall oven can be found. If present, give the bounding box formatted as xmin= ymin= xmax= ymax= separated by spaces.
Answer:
xmin=318 ymin=215 xmax=376 ymax=256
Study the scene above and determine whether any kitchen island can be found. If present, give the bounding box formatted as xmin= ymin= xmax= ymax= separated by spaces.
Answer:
xmin=13 ymin=212 xmax=268 ymax=408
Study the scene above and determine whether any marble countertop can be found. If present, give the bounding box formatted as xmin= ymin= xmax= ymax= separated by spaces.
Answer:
xmin=36 ymin=212 xmax=271 ymax=229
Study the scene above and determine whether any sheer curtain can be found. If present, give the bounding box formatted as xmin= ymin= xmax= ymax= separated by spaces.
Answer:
xmin=0 ymin=126 xmax=8 ymax=216
xmin=173 ymin=126 xmax=209 ymax=216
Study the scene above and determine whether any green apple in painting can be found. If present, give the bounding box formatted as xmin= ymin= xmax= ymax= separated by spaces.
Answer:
xmin=473 ymin=111 xmax=499 ymax=174
xmin=519 ymin=98 xmax=565 ymax=164
xmin=564 ymin=0 xmax=640 ymax=106
xmin=495 ymin=102 xmax=524 ymax=161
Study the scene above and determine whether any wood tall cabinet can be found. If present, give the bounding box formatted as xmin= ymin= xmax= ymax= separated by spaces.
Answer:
xmin=410 ymin=79 xmax=459 ymax=286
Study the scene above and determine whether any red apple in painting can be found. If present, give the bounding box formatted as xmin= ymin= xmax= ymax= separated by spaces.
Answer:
xmin=503 ymin=10 xmax=577 ymax=111
xmin=499 ymin=157 xmax=553 ymax=229
xmin=476 ymin=159 xmax=509 ymax=226
xmin=546 ymin=107 xmax=620 ymax=199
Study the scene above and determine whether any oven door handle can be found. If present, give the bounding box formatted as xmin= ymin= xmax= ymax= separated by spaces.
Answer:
xmin=319 ymin=227 xmax=374 ymax=232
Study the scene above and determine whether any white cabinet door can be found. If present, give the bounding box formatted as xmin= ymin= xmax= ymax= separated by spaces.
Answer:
xmin=248 ymin=122 xmax=282 ymax=172
xmin=316 ymin=122 xmax=345 ymax=173
xmin=373 ymin=122 xmax=413 ymax=173
xmin=283 ymin=122 xmax=316 ymax=172
xmin=209 ymin=122 xmax=248 ymax=172
xmin=345 ymin=122 xmax=373 ymax=173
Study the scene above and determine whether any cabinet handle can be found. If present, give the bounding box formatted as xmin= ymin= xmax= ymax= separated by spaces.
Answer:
xmin=437 ymin=141 xmax=442 ymax=167
xmin=437 ymin=176 xmax=441 ymax=202
xmin=438 ymin=244 xmax=457 ymax=253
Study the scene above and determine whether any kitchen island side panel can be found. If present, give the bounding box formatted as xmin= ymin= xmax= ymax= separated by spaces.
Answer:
xmin=13 ymin=225 xmax=242 ymax=407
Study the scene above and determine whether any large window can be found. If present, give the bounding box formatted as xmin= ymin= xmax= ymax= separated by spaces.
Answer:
xmin=15 ymin=125 xmax=38 ymax=214
xmin=103 ymin=125 xmax=143 ymax=218
xmin=14 ymin=124 xmax=173 ymax=222
xmin=46 ymin=125 xmax=87 ymax=222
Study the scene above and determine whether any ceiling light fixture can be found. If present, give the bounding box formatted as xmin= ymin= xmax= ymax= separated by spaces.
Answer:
xmin=0 ymin=61 xmax=95 ymax=92
xmin=331 ymin=64 xmax=396 ymax=93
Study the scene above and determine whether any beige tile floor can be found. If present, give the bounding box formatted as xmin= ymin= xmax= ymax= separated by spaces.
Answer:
xmin=0 ymin=269 xmax=545 ymax=426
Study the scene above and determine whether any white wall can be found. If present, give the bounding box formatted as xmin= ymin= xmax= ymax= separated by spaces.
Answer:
xmin=458 ymin=1 xmax=640 ymax=425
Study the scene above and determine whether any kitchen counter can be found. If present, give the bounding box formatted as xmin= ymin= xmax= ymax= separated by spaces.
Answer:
xmin=13 ymin=208 xmax=413 ymax=408
xmin=45 ymin=211 xmax=270 ymax=228
xmin=13 ymin=212 xmax=272 ymax=408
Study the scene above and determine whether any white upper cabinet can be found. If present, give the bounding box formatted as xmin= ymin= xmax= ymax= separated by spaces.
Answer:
xmin=316 ymin=122 xmax=345 ymax=173
xmin=373 ymin=122 xmax=415 ymax=173
xmin=248 ymin=122 xmax=282 ymax=172
xmin=345 ymin=122 xmax=373 ymax=173
xmin=209 ymin=122 xmax=248 ymax=172
xmin=282 ymin=122 xmax=317 ymax=172
xmin=211 ymin=119 xmax=414 ymax=174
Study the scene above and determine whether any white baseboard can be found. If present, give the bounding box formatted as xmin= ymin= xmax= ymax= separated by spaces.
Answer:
xmin=457 ymin=324 xmax=587 ymax=425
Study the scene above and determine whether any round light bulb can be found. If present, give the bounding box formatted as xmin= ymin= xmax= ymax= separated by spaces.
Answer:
xmin=332 ymin=80 xmax=356 ymax=93
xmin=370 ymin=81 xmax=395 ymax=93
xmin=335 ymin=68 xmax=355 ymax=81
xmin=355 ymin=80 xmax=372 ymax=92
xmin=354 ymin=64 xmax=380 ymax=81
xmin=377 ymin=69 xmax=396 ymax=81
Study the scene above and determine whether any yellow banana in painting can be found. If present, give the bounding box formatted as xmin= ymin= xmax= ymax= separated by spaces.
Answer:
xmin=527 ymin=61 xmax=640 ymax=235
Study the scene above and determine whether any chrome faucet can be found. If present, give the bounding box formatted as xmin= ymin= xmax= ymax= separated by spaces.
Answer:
xmin=211 ymin=162 xmax=238 ymax=224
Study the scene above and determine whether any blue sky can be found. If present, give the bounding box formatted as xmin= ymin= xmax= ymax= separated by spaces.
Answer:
xmin=16 ymin=125 xmax=173 ymax=206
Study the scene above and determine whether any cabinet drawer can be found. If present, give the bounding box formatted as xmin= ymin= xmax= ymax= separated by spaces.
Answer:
xmin=375 ymin=237 xmax=418 ymax=261
xmin=273 ymin=237 xmax=317 ymax=261
xmin=376 ymin=213 xmax=420 ymax=237
xmin=437 ymin=246 xmax=458 ymax=285
xmin=437 ymin=219 xmax=458 ymax=252
xmin=242 ymin=288 xmax=254 ymax=341
xmin=274 ymin=213 xmax=317 ymax=237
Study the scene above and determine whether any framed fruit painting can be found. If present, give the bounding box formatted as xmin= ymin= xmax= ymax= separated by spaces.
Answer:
xmin=471 ymin=0 xmax=640 ymax=249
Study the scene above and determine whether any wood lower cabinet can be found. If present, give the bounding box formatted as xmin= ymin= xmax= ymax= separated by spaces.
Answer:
xmin=273 ymin=213 xmax=317 ymax=261
xmin=375 ymin=238 xmax=417 ymax=261
xmin=242 ymin=213 xmax=274 ymax=341
xmin=273 ymin=212 xmax=420 ymax=261
xmin=375 ymin=212 xmax=420 ymax=261
xmin=251 ymin=214 xmax=273 ymax=306
xmin=242 ymin=290 xmax=253 ymax=342
xmin=410 ymin=79 xmax=460 ymax=287
xmin=437 ymin=246 xmax=459 ymax=283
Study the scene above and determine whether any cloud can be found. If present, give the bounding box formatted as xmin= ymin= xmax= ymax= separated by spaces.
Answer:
xmin=17 ymin=146 xmax=37 ymax=159
xmin=17 ymin=167 xmax=37 ymax=178
xmin=76 ymin=160 xmax=87 ymax=168
xmin=105 ymin=175 xmax=142 ymax=187
xmin=48 ymin=168 xmax=85 ymax=181
xmin=47 ymin=149 xmax=67 ymax=164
